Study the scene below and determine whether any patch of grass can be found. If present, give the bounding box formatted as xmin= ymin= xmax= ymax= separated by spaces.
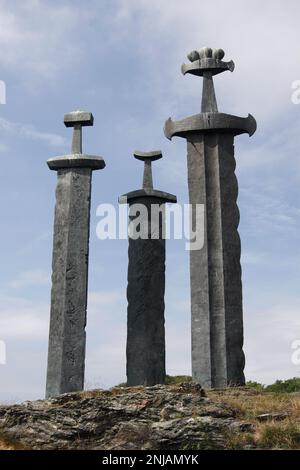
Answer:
xmin=225 ymin=422 xmax=300 ymax=450
xmin=210 ymin=388 xmax=300 ymax=420
xmin=257 ymin=421 xmax=300 ymax=449
xmin=209 ymin=387 xmax=300 ymax=449
xmin=225 ymin=430 xmax=256 ymax=449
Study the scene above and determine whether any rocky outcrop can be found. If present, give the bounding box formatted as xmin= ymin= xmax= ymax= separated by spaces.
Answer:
xmin=0 ymin=383 xmax=252 ymax=450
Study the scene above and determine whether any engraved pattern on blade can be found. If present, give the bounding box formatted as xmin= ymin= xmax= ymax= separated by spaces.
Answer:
xmin=218 ymin=136 xmax=245 ymax=385
xmin=46 ymin=169 xmax=92 ymax=397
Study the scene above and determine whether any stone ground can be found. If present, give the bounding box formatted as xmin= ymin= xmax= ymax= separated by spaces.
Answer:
xmin=0 ymin=383 xmax=299 ymax=450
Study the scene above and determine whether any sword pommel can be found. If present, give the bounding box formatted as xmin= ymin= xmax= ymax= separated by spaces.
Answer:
xmin=182 ymin=47 xmax=235 ymax=77
xmin=64 ymin=111 xmax=94 ymax=127
xmin=133 ymin=150 xmax=162 ymax=162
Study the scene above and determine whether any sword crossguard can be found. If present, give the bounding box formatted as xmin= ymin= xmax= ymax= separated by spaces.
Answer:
xmin=133 ymin=150 xmax=162 ymax=190
xmin=64 ymin=110 xmax=94 ymax=154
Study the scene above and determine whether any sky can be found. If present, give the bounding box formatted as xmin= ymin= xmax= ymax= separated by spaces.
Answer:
xmin=0 ymin=0 xmax=299 ymax=403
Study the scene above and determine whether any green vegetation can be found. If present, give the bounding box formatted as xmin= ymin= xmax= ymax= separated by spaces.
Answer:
xmin=246 ymin=377 xmax=300 ymax=394
xmin=265 ymin=378 xmax=300 ymax=393
xmin=116 ymin=375 xmax=193 ymax=387
xmin=165 ymin=375 xmax=192 ymax=385
xmin=116 ymin=376 xmax=300 ymax=392
xmin=245 ymin=380 xmax=265 ymax=391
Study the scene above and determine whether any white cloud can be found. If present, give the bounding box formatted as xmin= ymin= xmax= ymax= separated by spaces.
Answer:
xmin=85 ymin=289 xmax=127 ymax=388
xmin=8 ymin=269 xmax=50 ymax=289
xmin=238 ymin=120 xmax=300 ymax=174
xmin=244 ymin=303 xmax=300 ymax=384
xmin=0 ymin=117 xmax=65 ymax=147
xmin=0 ymin=1 xmax=92 ymax=79
xmin=0 ymin=0 xmax=298 ymax=123
xmin=241 ymin=252 xmax=268 ymax=266
xmin=0 ymin=295 xmax=49 ymax=339
xmin=88 ymin=290 xmax=124 ymax=312
xmin=240 ymin=186 xmax=300 ymax=236
xmin=0 ymin=143 xmax=9 ymax=152
xmin=114 ymin=0 xmax=300 ymax=122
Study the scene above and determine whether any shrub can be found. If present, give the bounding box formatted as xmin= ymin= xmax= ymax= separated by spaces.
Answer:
xmin=265 ymin=378 xmax=300 ymax=393
xmin=246 ymin=381 xmax=265 ymax=391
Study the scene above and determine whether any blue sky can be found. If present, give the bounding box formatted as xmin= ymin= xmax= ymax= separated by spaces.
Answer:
xmin=0 ymin=0 xmax=299 ymax=402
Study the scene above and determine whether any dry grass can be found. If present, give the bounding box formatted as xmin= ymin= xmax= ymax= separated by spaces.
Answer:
xmin=209 ymin=388 xmax=300 ymax=419
xmin=256 ymin=421 xmax=300 ymax=449
xmin=208 ymin=387 xmax=300 ymax=449
xmin=0 ymin=436 xmax=16 ymax=450
xmin=80 ymin=385 xmax=147 ymax=400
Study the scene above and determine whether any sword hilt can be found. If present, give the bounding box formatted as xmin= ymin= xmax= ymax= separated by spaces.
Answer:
xmin=133 ymin=150 xmax=162 ymax=190
xmin=181 ymin=47 xmax=235 ymax=113
xmin=64 ymin=111 xmax=94 ymax=154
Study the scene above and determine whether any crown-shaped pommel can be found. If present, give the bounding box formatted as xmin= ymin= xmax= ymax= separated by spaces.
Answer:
xmin=181 ymin=47 xmax=235 ymax=77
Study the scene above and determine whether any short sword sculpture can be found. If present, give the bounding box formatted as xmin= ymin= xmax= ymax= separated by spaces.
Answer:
xmin=46 ymin=111 xmax=105 ymax=398
xmin=164 ymin=48 xmax=256 ymax=388
xmin=119 ymin=151 xmax=176 ymax=386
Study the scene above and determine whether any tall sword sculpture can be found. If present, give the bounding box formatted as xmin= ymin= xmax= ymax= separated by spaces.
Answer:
xmin=46 ymin=111 xmax=105 ymax=398
xmin=119 ymin=151 xmax=176 ymax=386
xmin=164 ymin=47 xmax=256 ymax=388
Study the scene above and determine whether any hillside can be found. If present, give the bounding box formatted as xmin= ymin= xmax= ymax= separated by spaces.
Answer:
xmin=0 ymin=382 xmax=300 ymax=450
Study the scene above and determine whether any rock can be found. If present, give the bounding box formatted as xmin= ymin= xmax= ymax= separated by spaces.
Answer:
xmin=229 ymin=421 xmax=256 ymax=432
xmin=256 ymin=412 xmax=290 ymax=422
xmin=0 ymin=383 xmax=255 ymax=450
